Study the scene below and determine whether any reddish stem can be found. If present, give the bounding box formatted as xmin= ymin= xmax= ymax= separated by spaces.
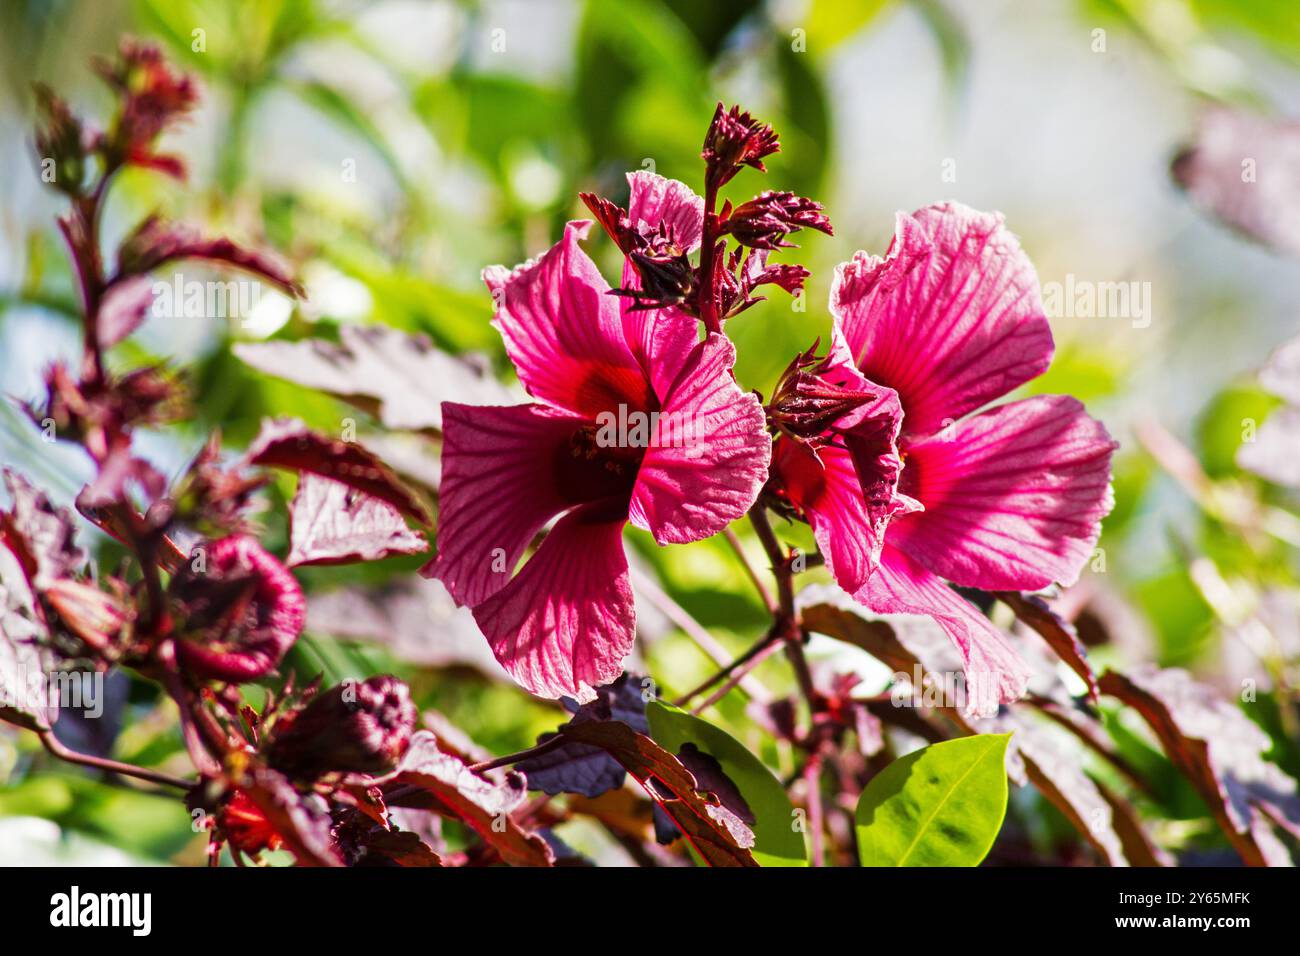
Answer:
xmin=39 ymin=729 xmax=192 ymax=791
xmin=697 ymin=180 xmax=722 ymax=334
xmin=804 ymin=753 xmax=824 ymax=867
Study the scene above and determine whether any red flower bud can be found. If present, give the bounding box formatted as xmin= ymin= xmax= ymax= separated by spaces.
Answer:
xmin=768 ymin=342 xmax=877 ymax=442
xmin=265 ymin=675 xmax=416 ymax=779
xmin=171 ymin=535 xmax=304 ymax=683
xmin=702 ymin=103 xmax=780 ymax=188
xmin=32 ymin=84 xmax=88 ymax=196
xmin=723 ymin=191 xmax=833 ymax=249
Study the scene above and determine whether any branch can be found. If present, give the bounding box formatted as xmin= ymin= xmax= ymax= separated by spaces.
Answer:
xmin=630 ymin=566 xmax=771 ymax=704
xmin=722 ymin=526 xmax=776 ymax=613
xmin=749 ymin=506 xmax=819 ymax=712
xmin=39 ymin=729 xmax=192 ymax=791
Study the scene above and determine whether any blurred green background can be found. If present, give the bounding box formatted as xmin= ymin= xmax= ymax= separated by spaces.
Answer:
xmin=1 ymin=0 xmax=1298 ymax=865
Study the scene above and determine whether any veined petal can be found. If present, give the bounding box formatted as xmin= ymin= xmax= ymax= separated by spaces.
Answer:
xmin=626 ymin=170 xmax=704 ymax=251
xmin=889 ymin=395 xmax=1117 ymax=591
xmin=619 ymin=298 xmax=701 ymax=405
xmin=775 ymin=439 xmax=878 ymax=595
xmin=862 ymin=546 xmax=1030 ymax=717
xmin=485 ymin=221 xmax=651 ymax=418
xmin=627 ymin=334 xmax=770 ymax=545
xmin=426 ymin=402 xmax=581 ymax=607
xmin=472 ymin=506 xmax=634 ymax=702
xmin=832 ymin=203 xmax=1054 ymax=439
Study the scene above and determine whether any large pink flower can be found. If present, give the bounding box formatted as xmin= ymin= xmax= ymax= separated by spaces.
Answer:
xmin=776 ymin=202 xmax=1117 ymax=716
xmin=429 ymin=175 xmax=769 ymax=701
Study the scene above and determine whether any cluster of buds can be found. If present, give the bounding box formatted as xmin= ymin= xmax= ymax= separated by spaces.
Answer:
xmin=169 ymin=435 xmax=269 ymax=537
xmin=579 ymin=102 xmax=831 ymax=328
xmin=766 ymin=341 xmax=876 ymax=446
xmin=721 ymin=191 xmax=833 ymax=250
xmin=581 ymin=192 xmax=696 ymax=310
xmin=701 ymin=104 xmax=781 ymax=190
xmin=90 ymin=37 xmax=198 ymax=179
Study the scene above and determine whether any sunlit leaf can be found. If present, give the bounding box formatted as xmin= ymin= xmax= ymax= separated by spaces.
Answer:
xmin=855 ymin=734 xmax=1011 ymax=867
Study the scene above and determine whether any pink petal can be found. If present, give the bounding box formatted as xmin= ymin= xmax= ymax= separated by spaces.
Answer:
xmin=472 ymin=506 xmax=634 ymax=702
xmin=626 ymin=171 xmax=704 ymax=251
xmin=484 ymin=221 xmax=651 ymax=418
xmin=627 ymin=334 xmax=771 ymax=545
xmin=831 ymin=203 xmax=1055 ymax=439
xmin=619 ymin=299 xmax=701 ymax=404
xmin=619 ymin=172 xmax=706 ymax=398
xmin=772 ymin=335 xmax=919 ymax=594
xmin=775 ymin=439 xmax=879 ymax=595
xmin=427 ymin=402 xmax=582 ymax=606
xmin=824 ymin=328 xmax=921 ymax=528
xmin=888 ymin=395 xmax=1117 ymax=591
xmin=863 ymin=546 xmax=1030 ymax=717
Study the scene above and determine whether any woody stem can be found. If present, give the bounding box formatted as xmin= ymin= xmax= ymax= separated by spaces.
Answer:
xmin=749 ymin=506 xmax=819 ymax=715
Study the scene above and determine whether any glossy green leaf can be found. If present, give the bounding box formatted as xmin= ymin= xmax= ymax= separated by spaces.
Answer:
xmin=855 ymin=734 xmax=1011 ymax=866
xmin=646 ymin=701 xmax=807 ymax=866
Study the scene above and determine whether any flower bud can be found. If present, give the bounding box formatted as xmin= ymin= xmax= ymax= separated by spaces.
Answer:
xmin=44 ymin=579 xmax=127 ymax=652
xmin=768 ymin=343 xmax=877 ymax=442
xmin=170 ymin=535 xmax=304 ymax=683
xmin=723 ymin=191 xmax=833 ymax=249
xmin=265 ymin=675 xmax=416 ymax=779
xmin=702 ymin=103 xmax=780 ymax=188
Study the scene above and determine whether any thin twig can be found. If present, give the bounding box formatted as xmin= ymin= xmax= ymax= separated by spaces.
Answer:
xmin=749 ymin=507 xmax=819 ymax=712
xmin=39 ymin=729 xmax=192 ymax=790
xmin=690 ymin=637 xmax=787 ymax=714
xmin=469 ymin=735 xmax=567 ymax=774
xmin=674 ymin=626 xmax=782 ymax=707
xmin=722 ymin=526 xmax=776 ymax=613
xmin=630 ymin=567 xmax=770 ymax=703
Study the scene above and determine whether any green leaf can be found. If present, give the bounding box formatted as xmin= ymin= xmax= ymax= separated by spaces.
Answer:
xmin=646 ymin=701 xmax=807 ymax=866
xmin=855 ymin=734 xmax=1011 ymax=866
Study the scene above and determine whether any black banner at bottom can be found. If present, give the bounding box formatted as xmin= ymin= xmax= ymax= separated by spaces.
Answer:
xmin=0 ymin=865 xmax=1285 ymax=943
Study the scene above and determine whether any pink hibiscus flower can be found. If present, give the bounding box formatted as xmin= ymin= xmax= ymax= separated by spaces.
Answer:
xmin=774 ymin=202 xmax=1117 ymax=716
xmin=428 ymin=174 xmax=770 ymax=701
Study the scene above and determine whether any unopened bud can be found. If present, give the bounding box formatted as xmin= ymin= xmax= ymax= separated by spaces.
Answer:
xmin=265 ymin=675 xmax=416 ymax=779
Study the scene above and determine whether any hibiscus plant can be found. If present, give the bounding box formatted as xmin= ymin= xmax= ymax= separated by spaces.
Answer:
xmin=3 ymin=40 xmax=1298 ymax=870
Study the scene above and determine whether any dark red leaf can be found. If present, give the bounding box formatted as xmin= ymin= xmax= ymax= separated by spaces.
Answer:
xmin=1 ymin=469 xmax=87 ymax=590
xmin=803 ymin=587 xmax=1167 ymax=866
xmin=97 ymin=274 xmax=155 ymax=349
xmin=997 ymin=591 xmax=1099 ymax=701
xmin=305 ymin=575 xmax=508 ymax=679
xmin=233 ymin=325 xmax=516 ymax=433
xmin=382 ymin=731 xmax=554 ymax=867
xmin=517 ymin=673 xmax=650 ymax=799
xmin=116 ymin=216 xmax=302 ymax=295
xmin=558 ymin=719 xmax=758 ymax=867
xmin=245 ymin=418 xmax=430 ymax=524
xmin=1100 ymin=667 xmax=1300 ymax=866
xmin=287 ymin=473 xmax=427 ymax=568
xmin=239 ymin=767 xmax=345 ymax=867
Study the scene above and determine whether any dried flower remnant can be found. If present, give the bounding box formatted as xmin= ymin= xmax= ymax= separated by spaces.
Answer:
xmin=170 ymin=536 xmax=306 ymax=683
